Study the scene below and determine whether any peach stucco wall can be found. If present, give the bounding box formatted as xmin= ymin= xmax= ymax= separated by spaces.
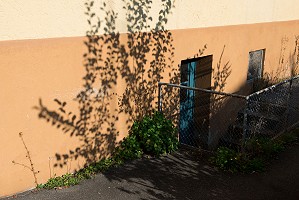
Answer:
xmin=0 ymin=20 xmax=299 ymax=197
xmin=171 ymin=20 xmax=299 ymax=93
xmin=0 ymin=38 xmax=86 ymax=196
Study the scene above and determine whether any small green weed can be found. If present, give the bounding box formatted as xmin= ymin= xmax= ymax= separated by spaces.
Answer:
xmin=210 ymin=147 xmax=265 ymax=173
xmin=245 ymin=137 xmax=285 ymax=158
xmin=38 ymin=157 xmax=119 ymax=189
xmin=244 ymin=157 xmax=265 ymax=172
xmin=41 ymin=173 xmax=80 ymax=189
xmin=211 ymin=129 xmax=299 ymax=173
xmin=210 ymin=147 xmax=246 ymax=173
xmin=278 ymin=129 xmax=299 ymax=144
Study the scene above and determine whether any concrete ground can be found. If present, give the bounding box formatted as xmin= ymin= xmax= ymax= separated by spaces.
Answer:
xmin=3 ymin=143 xmax=299 ymax=200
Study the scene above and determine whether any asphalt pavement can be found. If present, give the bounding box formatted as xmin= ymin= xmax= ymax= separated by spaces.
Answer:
xmin=3 ymin=143 xmax=299 ymax=200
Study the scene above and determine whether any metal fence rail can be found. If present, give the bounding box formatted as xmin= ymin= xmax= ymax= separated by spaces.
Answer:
xmin=158 ymin=75 xmax=299 ymax=151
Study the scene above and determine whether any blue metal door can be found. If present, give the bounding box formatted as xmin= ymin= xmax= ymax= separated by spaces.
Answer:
xmin=179 ymin=61 xmax=196 ymax=145
xmin=179 ymin=56 xmax=212 ymax=147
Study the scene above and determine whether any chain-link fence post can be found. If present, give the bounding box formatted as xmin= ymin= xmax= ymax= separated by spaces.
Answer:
xmin=284 ymin=78 xmax=293 ymax=129
xmin=158 ymin=83 xmax=163 ymax=112
xmin=241 ymin=96 xmax=249 ymax=152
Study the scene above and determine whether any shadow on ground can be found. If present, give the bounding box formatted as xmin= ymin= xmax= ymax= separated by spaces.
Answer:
xmin=103 ymin=147 xmax=230 ymax=200
xmin=102 ymin=143 xmax=299 ymax=200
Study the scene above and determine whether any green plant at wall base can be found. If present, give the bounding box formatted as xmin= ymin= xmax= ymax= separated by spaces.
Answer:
xmin=210 ymin=147 xmax=245 ymax=172
xmin=211 ymin=129 xmax=299 ymax=173
xmin=210 ymin=147 xmax=266 ymax=173
xmin=128 ymin=111 xmax=178 ymax=156
xmin=113 ymin=111 xmax=178 ymax=160
xmin=244 ymin=158 xmax=265 ymax=172
xmin=279 ymin=129 xmax=299 ymax=144
xmin=39 ymin=112 xmax=178 ymax=189
xmin=40 ymin=173 xmax=80 ymax=189
xmin=245 ymin=137 xmax=285 ymax=159
xmin=92 ymin=157 xmax=120 ymax=172
xmin=114 ymin=135 xmax=143 ymax=161
xmin=38 ymin=157 xmax=118 ymax=189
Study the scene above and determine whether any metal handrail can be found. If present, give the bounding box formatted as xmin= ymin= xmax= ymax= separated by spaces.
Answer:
xmin=158 ymin=82 xmax=247 ymax=99
xmin=158 ymin=75 xmax=299 ymax=150
xmin=248 ymin=74 xmax=299 ymax=98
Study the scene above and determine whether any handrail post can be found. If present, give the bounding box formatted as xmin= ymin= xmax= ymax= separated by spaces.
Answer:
xmin=158 ymin=83 xmax=162 ymax=112
xmin=242 ymin=96 xmax=249 ymax=152
xmin=284 ymin=77 xmax=293 ymax=129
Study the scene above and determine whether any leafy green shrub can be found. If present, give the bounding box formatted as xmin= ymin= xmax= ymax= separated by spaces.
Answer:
xmin=245 ymin=137 xmax=284 ymax=158
xmin=76 ymin=165 xmax=97 ymax=180
xmin=210 ymin=147 xmax=266 ymax=173
xmin=279 ymin=130 xmax=299 ymax=144
xmin=210 ymin=147 xmax=246 ymax=172
xmin=128 ymin=111 xmax=178 ymax=156
xmin=114 ymin=135 xmax=143 ymax=161
xmin=93 ymin=157 xmax=120 ymax=171
xmin=211 ymin=131 xmax=299 ymax=173
xmin=244 ymin=157 xmax=265 ymax=172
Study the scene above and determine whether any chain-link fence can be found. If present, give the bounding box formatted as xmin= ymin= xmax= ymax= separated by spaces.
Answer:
xmin=158 ymin=83 xmax=247 ymax=150
xmin=158 ymin=75 xmax=299 ymax=151
xmin=244 ymin=75 xmax=299 ymax=142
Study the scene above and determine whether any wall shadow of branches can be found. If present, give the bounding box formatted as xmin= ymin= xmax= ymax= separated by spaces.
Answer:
xmin=34 ymin=1 xmax=120 ymax=167
xmin=254 ymin=35 xmax=299 ymax=91
xmin=117 ymin=0 xmax=177 ymax=126
xmin=210 ymin=45 xmax=232 ymax=114
xmin=34 ymin=0 xmax=177 ymax=168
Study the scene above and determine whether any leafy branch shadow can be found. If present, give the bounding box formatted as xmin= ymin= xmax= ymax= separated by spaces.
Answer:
xmin=34 ymin=0 xmax=178 ymax=169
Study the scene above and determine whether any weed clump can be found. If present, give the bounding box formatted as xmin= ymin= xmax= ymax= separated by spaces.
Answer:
xmin=210 ymin=130 xmax=298 ymax=173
